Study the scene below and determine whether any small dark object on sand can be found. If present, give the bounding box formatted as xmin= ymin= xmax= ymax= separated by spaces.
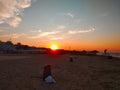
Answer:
xmin=70 ymin=57 xmax=73 ymax=62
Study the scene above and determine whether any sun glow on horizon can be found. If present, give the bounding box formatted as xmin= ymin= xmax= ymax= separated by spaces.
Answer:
xmin=50 ymin=44 xmax=58 ymax=50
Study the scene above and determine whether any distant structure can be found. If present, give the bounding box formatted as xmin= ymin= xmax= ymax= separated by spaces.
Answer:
xmin=0 ymin=41 xmax=16 ymax=53
xmin=0 ymin=41 xmax=61 ymax=54
xmin=0 ymin=40 xmax=99 ymax=55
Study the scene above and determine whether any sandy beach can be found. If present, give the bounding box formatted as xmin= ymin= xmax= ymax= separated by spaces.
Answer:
xmin=0 ymin=54 xmax=120 ymax=90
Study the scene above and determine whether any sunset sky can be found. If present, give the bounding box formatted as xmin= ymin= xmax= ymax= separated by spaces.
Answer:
xmin=0 ymin=0 xmax=120 ymax=52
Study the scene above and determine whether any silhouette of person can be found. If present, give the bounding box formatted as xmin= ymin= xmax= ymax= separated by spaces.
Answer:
xmin=43 ymin=65 xmax=51 ymax=81
xmin=104 ymin=49 xmax=107 ymax=56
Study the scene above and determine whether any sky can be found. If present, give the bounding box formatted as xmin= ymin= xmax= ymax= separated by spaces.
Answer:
xmin=0 ymin=0 xmax=120 ymax=52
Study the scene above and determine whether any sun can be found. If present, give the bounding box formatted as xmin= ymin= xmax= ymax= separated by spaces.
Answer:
xmin=51 ymin=45 xmax=58 ymax=50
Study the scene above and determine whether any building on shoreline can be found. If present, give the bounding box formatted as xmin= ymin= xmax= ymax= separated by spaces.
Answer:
xmin=0 ymin=41 xmax=16 ymax=53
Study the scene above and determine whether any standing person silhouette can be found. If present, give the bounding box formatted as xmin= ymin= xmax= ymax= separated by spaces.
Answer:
xmin=104 ymin=49 xmax=107 ymax=56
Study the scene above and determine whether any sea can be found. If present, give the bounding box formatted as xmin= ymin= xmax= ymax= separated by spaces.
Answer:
xmin=111 ymin=53 xmax=120 ymax=58
xmin=97 ymin=52 xmax=120 ymax=58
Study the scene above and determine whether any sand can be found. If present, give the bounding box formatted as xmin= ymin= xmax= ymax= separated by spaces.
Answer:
xmin=0 ymin=54 xmax=120 ymax=90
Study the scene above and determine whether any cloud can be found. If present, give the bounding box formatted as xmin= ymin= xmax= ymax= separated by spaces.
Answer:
xmin=65 ymin=13 xmax=74 ymax=18
xmin=0 ymin=33 xmax=26 ymax=38
xmin=30 ymin=29 xmax=42 ymax=33
xmin=99 ymin=12 xmax=108 ymax=17
xmin=11 ymin=33 xmax=26 ymax=38
xmin=7 ymin=16 xmax=22 ymax=27
xmin=74 ymin=19 xmax=81 ymax=23
xmin=50 ymin=37 xmax=64 ymax=40
xmin=0 ymin=0 xmax=32 ymax=27
xmin=0 ymin=27 xmax=9 ymax=32
xmin=40 ymin=31 xmax=60 ymax=36
xmin=68 ymin=27 xmax=96 ymax=34
xmin=0 ymin=27 xmax=9 ymax=30
xmin=0 ymin=34 xmax=9 ymax=37
xmin=28 ymin=30 xmax=60 ymax=39
xmin=56 ymin=25 xmax=66 ymax=30
xmin=28 ymin=25 xmax=65 ymax=39
xmin=20 ymin=0 xmax=31 ymax=8
xmin=28 ymin=35 xmax=41 ymax=39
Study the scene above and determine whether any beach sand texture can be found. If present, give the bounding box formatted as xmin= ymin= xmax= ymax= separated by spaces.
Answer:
xmin=0 ymin=54 xmax=120 ymax=90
